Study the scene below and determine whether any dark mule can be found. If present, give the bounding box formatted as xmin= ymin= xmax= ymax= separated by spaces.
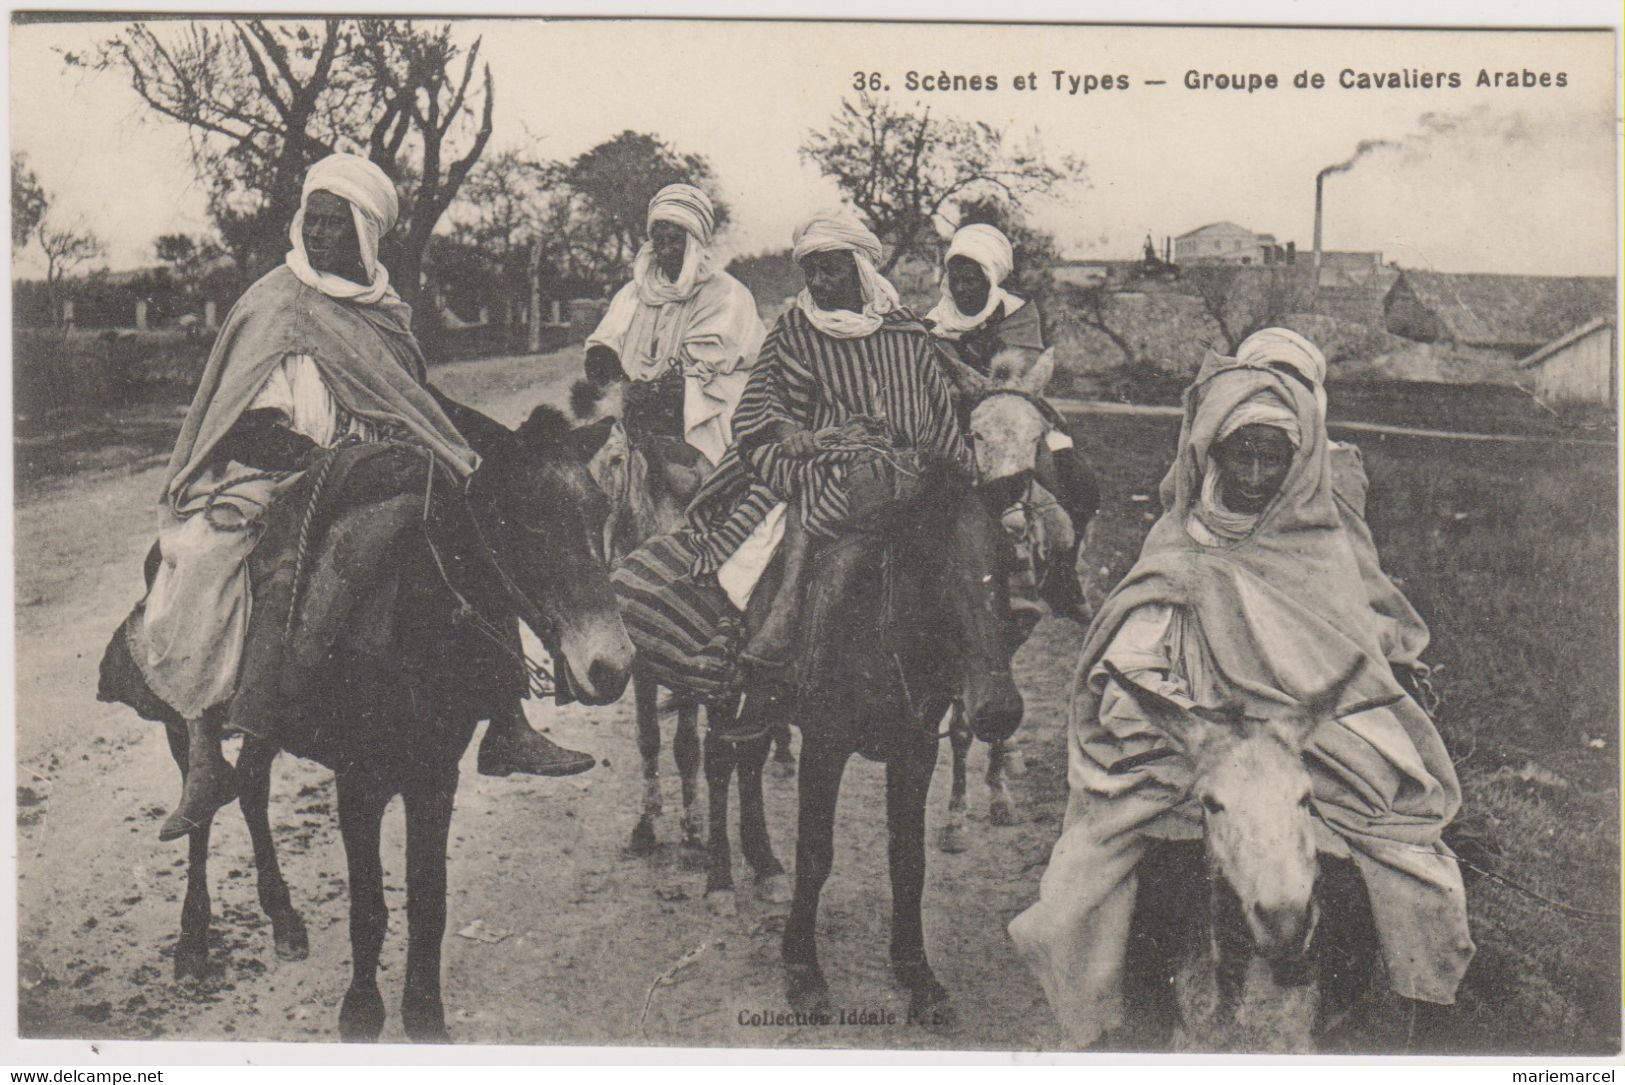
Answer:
xmin=774 ymin=454 xmax=1022 ymax=1030
xmin=578 ymin=419 xmax=790 ymax=913
xmin=100 ymin=398 xmax=633 ymax=1042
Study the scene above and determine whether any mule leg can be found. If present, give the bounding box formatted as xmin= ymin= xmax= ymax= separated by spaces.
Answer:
xmin=236 ymin=736 xmax=308 ymax=961
xmin=887 ymin=739 xmax=955 ymax=1032
xmin=771 ymin=721 xmax=796 ymax=778
xmin=337 ymin=774 xmax=391 ymax=1042
xmin=401 ymin=770 xmax=457 ymax=1043
xmin=736 ymin=731 xmax=789 ymax=905
xmin=986 ymin=739 xmax=1017 ymax=827
xmin=781 ymin=734 xmax=848 ymax=1017
xmin=630 ymin=672 xmax=662 ymax=855
xmin=674 ymin=700 xmax=704 ymax=849
xmin=702 ymin=729 xmax=738 ymax=914
xmin=939 ymin=706 xmax=970 ymax=853
xmin=164 ymin=725 xmax=212 ymax=982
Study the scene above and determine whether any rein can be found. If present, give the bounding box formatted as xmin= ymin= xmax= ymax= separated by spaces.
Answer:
xmin=415 ymin=449 xmax=559 ymax=699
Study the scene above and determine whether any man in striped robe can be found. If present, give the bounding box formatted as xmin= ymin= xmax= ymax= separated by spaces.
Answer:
xmin=684 ymin=211 xmax=1015 ymax=726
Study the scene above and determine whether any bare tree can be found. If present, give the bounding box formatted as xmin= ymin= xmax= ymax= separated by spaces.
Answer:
xmin=37 ymin=220 xmax=105 ymax=323
xmin=66 ymin=18 xmax=492 ymax=313
xmin=1183 ymin=264 xmax=1314 ymax=353
xmin=801 ymin=93 xmax=1084 ymax=273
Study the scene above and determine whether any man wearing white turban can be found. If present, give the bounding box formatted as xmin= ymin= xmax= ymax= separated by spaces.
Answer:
xmin=580 ymin=183 xmax=766 ymax=467
xmin=682 ymin=208 xmax=1018 ymax=738
xmin=129 ymin=153 xmax=592 ymax=839
xmin=927 ymin=222 xmax=1099 ymax=620
xmin=1009 ymin=350 xmax=1471 ymax=1048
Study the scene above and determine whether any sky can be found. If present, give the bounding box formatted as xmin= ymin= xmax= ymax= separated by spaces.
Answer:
xmin=7 ymin=18 xmax=1619 ymax=279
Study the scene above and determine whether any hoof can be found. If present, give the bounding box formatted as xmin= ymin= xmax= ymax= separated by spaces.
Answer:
xmin=896 ymin=961 xmax=957 ymax=1034
xmin=989 ymin=796 xmax=1017 ymax=826
xmin=705 ymin=889 xmax=738 ymax=917
xmin=755 ymin=872 xmax=792 ymax=906
xmin=173 ymin=940 xmax=209 ymax=983
xmin=629 ymin=818 xmax=658 ymax=856
xmin=404 ymin=1003 xmax=451 ymax=1044
xmin=339 ymin=985 xmax=386 ymax=1043
xmin=938 ymin=824 xmax=968 ymax=854
xmin=784 ymin=961 xmax=832 ymax=1018
xmin=273 ymin=912 xmax=310 ymax=961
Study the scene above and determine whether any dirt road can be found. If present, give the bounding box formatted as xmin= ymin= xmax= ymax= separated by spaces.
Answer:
xmin=15 ymin=350 xmax=1077 ymax=1049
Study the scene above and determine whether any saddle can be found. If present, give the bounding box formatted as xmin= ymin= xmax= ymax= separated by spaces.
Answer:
xmin=99 ymin=442 xmax=512 ymax=753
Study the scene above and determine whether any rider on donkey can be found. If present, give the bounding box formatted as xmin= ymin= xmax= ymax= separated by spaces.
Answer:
xmin=576 ymin=183 xmax=767 ymax=468
xmin=924 ymin=222 xmax=1098 ymax=620
xmin=133 ymin=153 xmax=595 ymax=841
xmin=681 ymin=208 xmax=1023 ymax=740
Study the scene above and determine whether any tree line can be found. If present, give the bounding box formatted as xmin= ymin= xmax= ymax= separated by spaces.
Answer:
xmin=20 ymin=18 xmax=1088 ymax=340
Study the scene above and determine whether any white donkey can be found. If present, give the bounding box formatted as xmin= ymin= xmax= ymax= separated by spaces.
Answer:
xmin=1102 ymin=659 xmax=1391 ymax=1053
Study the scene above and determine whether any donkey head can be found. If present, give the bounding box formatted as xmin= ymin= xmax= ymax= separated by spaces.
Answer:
xmin=1103 ymin=660 xmax=1367 ymax=962
xmin=466 ymin=406 xmax=632 ymax=705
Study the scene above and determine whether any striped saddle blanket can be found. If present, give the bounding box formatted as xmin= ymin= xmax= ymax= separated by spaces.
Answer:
xmin=610 ymin=531 xmax=742 ymax=700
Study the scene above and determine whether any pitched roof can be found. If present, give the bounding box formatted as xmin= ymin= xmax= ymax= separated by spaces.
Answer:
xmin=1176 ymin=221 xmax=1253 ymax=240
xmin=1517 ymin=316 xmax=1616 ymax=369
xmin=1392 ymin=270 xmax=1615 ymax=349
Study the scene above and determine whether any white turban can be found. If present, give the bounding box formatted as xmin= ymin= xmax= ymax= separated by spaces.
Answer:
xmin=927 ymin=222 xmax=1024 ymax=338
xmin=1193 ymin=387 xmax=1302 ymax=543
xmin=630 ymin=182 xmax=718 ymax=306
xmin=1217 ymin=388 xmax=1303 ymax=448
xmin=647 ymin=183 xmax=716 ymax=246
xmin=790 ymin=208 xmax=900 ymax=339
xmin=1235 ymin=327 xmax=1328 ymax=417
xmin=286 ymin=152 xmax=400 ymax=306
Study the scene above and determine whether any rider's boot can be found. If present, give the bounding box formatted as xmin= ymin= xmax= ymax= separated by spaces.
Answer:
xmin=948 ymin=498 xmax=1024 ymax=744
xmin=159 ymin=712 xmax=238 ymax=841
xmin=477 ymin=699 xmax=596 ymax=777
xmin=739 ymin=509 xmax=812 ymax=673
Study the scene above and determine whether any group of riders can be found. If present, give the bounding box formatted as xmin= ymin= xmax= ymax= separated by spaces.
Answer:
xmin=113 ymin=152 xmax=1473 ymax=1045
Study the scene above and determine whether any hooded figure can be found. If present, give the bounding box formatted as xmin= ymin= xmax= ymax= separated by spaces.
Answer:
xmin=1007 ymin=351 xmax=1473 ymax=1047
xmin=132 ymin=153 xmax=589 ymax=840
xmin=584 ymin=183 xmax=766 ymax=466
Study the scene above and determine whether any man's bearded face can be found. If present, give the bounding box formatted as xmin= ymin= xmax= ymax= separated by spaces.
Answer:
xmin=302 ymin=190 xmax=366 ymax=284
xmin=650 ymin=220 xmax=689 ymax=281
xmin=799 ymin=250 xmax=864 ymax=314
xmin=947 ymin=255 xmax=991 ymax=315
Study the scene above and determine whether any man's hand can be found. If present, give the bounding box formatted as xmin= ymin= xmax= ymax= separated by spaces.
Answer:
xmin=780 ymin=427 xmax=819 ymax=457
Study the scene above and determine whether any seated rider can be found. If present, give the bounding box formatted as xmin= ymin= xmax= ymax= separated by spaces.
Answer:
xmin=681 ymin=209 xmax=1022 ymax=738
xmin=925 ymin=222 xmax=1099 ymax=617
xmin=135 ymin=154 xmax=594 ymax=841
xmin=577 ymin=183 xmax=766 ymax=472
xmin=1008 ymin=341 xmax=1473 ymax=1047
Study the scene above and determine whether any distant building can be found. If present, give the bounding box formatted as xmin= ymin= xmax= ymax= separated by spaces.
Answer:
xmin=1516 ymin=317 xmax=1617 ymax=408
xmin=1383 ymin=270 xmax=1615 ymax=354
xmin=1174 ymin=222 xmax=1293 ymax=266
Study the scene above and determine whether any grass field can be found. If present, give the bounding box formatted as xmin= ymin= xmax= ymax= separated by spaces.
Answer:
xmin=1050 ymin=407 xmax=1621 ymax=1055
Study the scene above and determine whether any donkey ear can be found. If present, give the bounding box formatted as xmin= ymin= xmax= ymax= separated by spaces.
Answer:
xmin=1015 ymin=347 xmax=1056 ymax=397
xmin=1101 ymin=660 xmax=1194 ymax=743
xmin=566 ymin=415 xmax=618 ymax=464
xmin=1301 ymin=660 xmax=1368 ymax=721
xmin=938 ymin=349 xmax=996 ymax=400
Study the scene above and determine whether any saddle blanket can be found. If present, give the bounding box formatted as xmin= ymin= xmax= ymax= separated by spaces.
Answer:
xmin=611 ymin=532 xmax=742 ymax=699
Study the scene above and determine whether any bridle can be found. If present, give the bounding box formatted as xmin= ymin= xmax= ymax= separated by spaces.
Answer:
xmin=415 ymin=448 xmax=562 ymax=699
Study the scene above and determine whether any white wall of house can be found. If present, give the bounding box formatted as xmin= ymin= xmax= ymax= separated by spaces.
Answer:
xmin=1524 ymin=322 xmax=1616 ymax=407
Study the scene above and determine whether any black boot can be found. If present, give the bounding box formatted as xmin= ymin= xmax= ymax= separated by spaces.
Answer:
xmin=477 ymin=701 xmax=596 ymax=777
xmin=159 ymin=713 xmax=238 ymax=841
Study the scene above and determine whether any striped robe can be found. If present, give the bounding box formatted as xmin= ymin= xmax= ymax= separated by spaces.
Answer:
xmin=685 ymin=306 xmax=970 ymax=573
